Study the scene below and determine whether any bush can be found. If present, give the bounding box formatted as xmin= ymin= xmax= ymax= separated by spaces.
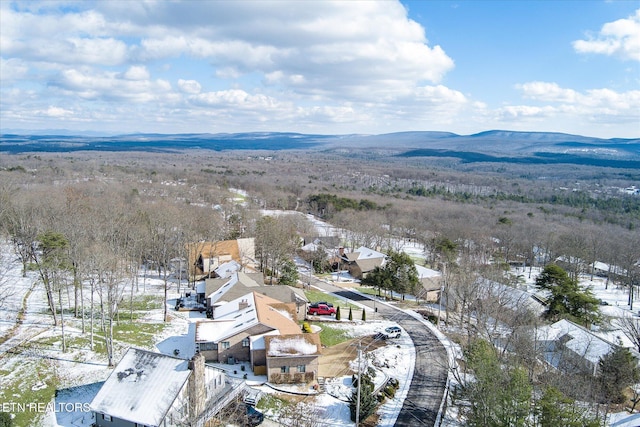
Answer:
xmin=0 ymin=412 xmax=12 ymax=427
xmin=302 ymin=322 xmax=312 ymax=333
xmin=384 ymin=385 xmax=396 ymax=398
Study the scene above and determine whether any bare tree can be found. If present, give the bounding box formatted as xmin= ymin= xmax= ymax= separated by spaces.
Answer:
xmin=0 ymin=250 xmax=15 ymax=309
xmin=144 ymin=202 xmax=184 ymax=322
xmin=619 ymin=316 xmax=640 ymax=353
xmin=3 ymin=195 xmax=41 ymax=277
xmin=255 ymin=215 xmax=299 ymax=284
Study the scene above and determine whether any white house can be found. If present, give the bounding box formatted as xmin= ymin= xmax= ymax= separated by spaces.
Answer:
xmin=91 ymin=348 xmax=229 ymax=427
xmin=536 ymin=319 xmax=619 ymax=375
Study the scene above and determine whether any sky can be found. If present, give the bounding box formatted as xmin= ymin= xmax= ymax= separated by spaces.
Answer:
xmin=0 ymin=0 xmax=639 ymax=138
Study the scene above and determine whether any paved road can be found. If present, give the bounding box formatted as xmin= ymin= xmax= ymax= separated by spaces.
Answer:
xmin=310 ymin=278 xmax=448 ymax=427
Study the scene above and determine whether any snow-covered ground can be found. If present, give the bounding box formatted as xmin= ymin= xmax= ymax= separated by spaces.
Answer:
xmin=0 ymin=240 xmax=420 ymax=427
xmin=2 ymin=209 xmax=638 ymax=427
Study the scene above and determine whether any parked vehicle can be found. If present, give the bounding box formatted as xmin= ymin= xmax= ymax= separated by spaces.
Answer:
xmin=317 ymin=301 xmax=334 ymax=308
xmin=377 ymin=326 xmax=402 ymax=340
xmin=308 ymin=303 xmax=336 ymax=315
xmin=246 ymin=404 xmax=264 ymax=426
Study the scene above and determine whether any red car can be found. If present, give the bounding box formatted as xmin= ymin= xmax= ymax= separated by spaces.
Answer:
xmin=307 ymin=303 xmax=336 ymax=315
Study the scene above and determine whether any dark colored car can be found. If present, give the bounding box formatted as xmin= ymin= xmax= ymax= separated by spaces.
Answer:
xmin=246 ymin=404 xmax=264 ymax=426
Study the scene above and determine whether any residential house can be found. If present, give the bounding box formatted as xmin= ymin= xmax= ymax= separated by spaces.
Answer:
xmin=202 ymin=271 xmax=308 ymax=320
xmin=474 ymin=278 xmax=546 ymax=317
xmin=187 ymin=238 xmax=256 ymax=280
xmin=265 ymin=333 xmax=321 ymax=384
xmin=340 ymin=246 xmax=386 ymax=279
xmin=536 ymin=319 xmax=640 ymax=376
xmin=415 ymin=265 xmax=442 ymax=302
xmin=91 ymin=348 xmax=231 ymax=427
xmin=299 ymin=236 xmax=341 ymax=253
xmin=195 ymin=291 xmax=320 ymax=382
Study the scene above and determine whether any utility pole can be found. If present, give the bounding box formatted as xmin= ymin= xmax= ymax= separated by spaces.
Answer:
xmin=438 ymin=262 xmax=446 ymax=329
xmin=356 ymin=343 xmax=362 ymax=426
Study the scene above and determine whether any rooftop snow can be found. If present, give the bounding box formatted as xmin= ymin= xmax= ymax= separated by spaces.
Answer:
xmin=537 ymin=319 xmax=614 ymax=365
xmin=215 ymin=260 xmax=242 ymax=279
xmin=196 ymin=292 xmax=299 ymax=342
xmin=266 ymin=335 xmax=320 ymax=357
xmin=89 ymin=348 xmax=191 ymax=426
xmin=352 ymin=246 xmax=386 ymax=260
xmin=415 ymin=264 xmax=441 ymax=279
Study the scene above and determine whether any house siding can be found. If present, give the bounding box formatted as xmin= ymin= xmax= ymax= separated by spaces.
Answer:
xmin=266 ymin=355 xmax=319 ymax=384
xmin=94 ymin=414 xmax=136 ymax=427
xmin=197 ymin=324 xmax=274 ymax=363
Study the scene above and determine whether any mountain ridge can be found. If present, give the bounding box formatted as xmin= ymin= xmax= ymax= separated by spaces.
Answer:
xmin=1 ymin=130 xmax=638 ymax=169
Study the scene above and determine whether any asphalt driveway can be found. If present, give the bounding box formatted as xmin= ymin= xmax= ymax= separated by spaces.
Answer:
xmin=311 ymin=279 xmax=449 ymax=427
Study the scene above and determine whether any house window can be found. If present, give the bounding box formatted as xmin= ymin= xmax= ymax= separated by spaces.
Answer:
xmin=297 ymin=365 xmax=306 ymax=373
xmin=242 ymin=338 xmax=250 ymax=347
xmin=199 ymin=342 xmax=217 ymax=351
xmin=221 ymin=341 xmax=230 ymax=350
xmin=103 ymin=414 xmax=112 ymax=421
xmin=280 ymin=366 xmax=290 ymax=373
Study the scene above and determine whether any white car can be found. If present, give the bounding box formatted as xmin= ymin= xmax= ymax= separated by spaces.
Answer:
xmin=379 ymin=326 xmax=401 ymax=339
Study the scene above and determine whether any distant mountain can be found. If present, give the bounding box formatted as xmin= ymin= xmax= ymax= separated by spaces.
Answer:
xmin=1 ymin=130 xmax=638 ymax=169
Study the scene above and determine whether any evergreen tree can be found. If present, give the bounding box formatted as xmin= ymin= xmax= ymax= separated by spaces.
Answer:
xmin=349 ymin=372 xmax=377 ymax=424
xmin=361 ymin=308 xmax=366 ymax=321
xmin=386 ymin=250 xmax=420 ymax=298
xmin=598 ymin=345 xmax=640 ymax=404
xmin=348 ymin=307 xmax=353 ymax=321
xmin=535 ymin=387 xmax=600 ymax=427
xmin=335 ymin=306 xmax=341 ymax=320
xmin=361 ymin=265 xmax=393 ymax=297
xmin=462 ymin=340 xmax=532 ymax=427
xmin=535 ymin=264 xmax=601 ymax=326
xmin=278 ymin=258 xmax=299 ymax=286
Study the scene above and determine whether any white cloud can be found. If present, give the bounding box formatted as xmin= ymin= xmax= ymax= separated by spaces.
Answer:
xmin=414 ymin=85 xmax=468 ymax=105
xmin=0 ymin=1 xmax=636 ymax=137
xmin=189 ymin=89 xmax=278 ymax=110
xmin=517 ymin=82 xmax=579 ymax=103
xmin=519 ymin=81 xmax=640 ymax=111
xmin=573 ymin=9 xmax=640 ymax=61
xmin=52 ymin=67 xmax=174 ymax=103
xmin=177 ymin=79 xmax=202 ymax=94
xmin=41 ymin=106 xmax=74 ymax=118
xmin=123 ymin=66 xmax=150 ymax=81
xmin=0 ymin=6 xmax=129 ymax=66
xmin=0 ymin=58 xmax=29 ymax=81
xmin=3 ymin=1 xmax=452 ymax=99
xmin=490 ymin=82 xmax=640 ymax=133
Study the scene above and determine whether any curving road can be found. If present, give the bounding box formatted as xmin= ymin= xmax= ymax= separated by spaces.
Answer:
xmin=311 ymin=278 xmax=448 ymax=427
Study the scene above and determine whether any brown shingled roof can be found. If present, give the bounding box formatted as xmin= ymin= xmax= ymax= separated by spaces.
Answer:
xmin=253 ymin=292 xmax=301 ymax=335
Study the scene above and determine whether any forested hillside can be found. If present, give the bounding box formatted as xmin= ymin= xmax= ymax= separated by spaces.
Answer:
xmin=1 ymin=147 xmax=639 ymax=425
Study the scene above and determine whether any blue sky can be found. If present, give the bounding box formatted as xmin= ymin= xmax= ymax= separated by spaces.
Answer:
xmin=1 ymin=0 xmax=638 ymax=138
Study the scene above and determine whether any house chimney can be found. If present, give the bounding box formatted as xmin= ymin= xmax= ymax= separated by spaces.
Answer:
xmin=239 ymin=299 xmax=249 ymax=310
xmin=188 ymin=353 xmax=206 ymax=419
